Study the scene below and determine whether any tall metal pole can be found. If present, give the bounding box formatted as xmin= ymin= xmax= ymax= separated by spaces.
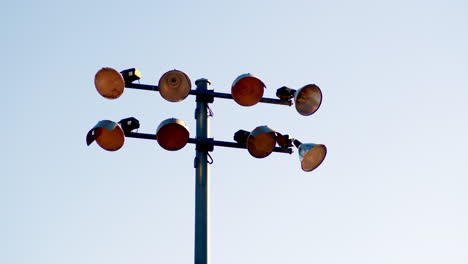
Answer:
xmin=194 ymin=79 xmax=211 ymax=264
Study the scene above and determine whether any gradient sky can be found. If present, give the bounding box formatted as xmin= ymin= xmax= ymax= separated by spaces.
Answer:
xmin=2 ymin=0 xmax=468 ymax=263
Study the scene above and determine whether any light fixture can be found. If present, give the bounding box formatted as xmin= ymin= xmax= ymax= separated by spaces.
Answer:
xmin=158 ymin=70 xmax=192 ymax=102
xmin=156 ymin=118 xmax=190 ymax=151
xmin=294 ymin=84 xmax=322 ymax=116
xmin=120 ymin=68 xmax=142 ymax=84
xmin=275 ymin=84 xmax=323 ymax=116
xmin=86 ymin=120 xmax=125 ymax=151
xmin=231 ymin=73 xmax=265 ymax=106
xmin=118 ymin=117 xmax=140 ymax=134
xmin=247 ymin=126 xmax=277 ymax=158
xmin=293 ymin=140 xmax=327 ymax=172
xmin=275 ymin=133 xmax=293 ymax=149
xmin=94 ymin=67 xmax=125 ymax=99
xmin=233 ymin=129 xmax=250 ymax=145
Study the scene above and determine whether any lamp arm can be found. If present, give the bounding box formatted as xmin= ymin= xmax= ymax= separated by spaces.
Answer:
xmin=125 ymin=82 xmax=292 ymax=106
xmin=124 ymin=132 xmax=293 ymax=154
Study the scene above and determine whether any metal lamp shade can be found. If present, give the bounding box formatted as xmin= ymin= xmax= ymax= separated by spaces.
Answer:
xmin=86 ymin=120 xmax=125 ymax=151
xmin=231 ymin=74 xmax=265 ymax=106
xmin=294 ymin=84 xmax=322 ymax=116
xmin=156 ymin=118 xmax=190 ymax=151
xmin=297 ymin=143 xmax=327 ymax=172
xmin=247 ymin=126 xmax=277 ymax=158
xmin=94 ymin=68 xmax=125 ymax=99
xmin=158 ymin=70 xmax=191 ymax=102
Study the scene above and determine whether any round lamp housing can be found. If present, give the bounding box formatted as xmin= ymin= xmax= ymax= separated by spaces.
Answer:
xmin=94 ymin=68 xmax=125 ymax=99
xmin=87 ymin=120 xmax=125 ymax=151
xmin=294 ymin=84 xmax=322 ymax=116
xmin=297 ymin=143 xmax=327 ymax=172
xmin=231 ymin=73 xmax=265 ymax=106
xmin=158 ymin=70 xmax=191 ymax=102
xmin=156 ymin=118 xmax=190 ymax=151
xmin=247 ymin=126 xmax=277 ymax=158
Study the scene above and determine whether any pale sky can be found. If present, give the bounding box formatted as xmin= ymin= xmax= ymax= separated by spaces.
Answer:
xmin=2 ymin=0 xmax=468 ymax=263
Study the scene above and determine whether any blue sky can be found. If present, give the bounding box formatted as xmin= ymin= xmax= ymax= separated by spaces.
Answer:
xmin=2 ymin=0 xmax=468 ymax=263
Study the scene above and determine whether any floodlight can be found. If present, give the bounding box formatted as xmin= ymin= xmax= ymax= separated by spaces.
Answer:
xmin=275 ymin=85 xmax=323 ymax=116
xmin=294 ymin=84 xmax=322 ymax=116
xmin=94 ymin=67 xmax=125 ymax=99
xmin=158 ymin=70 xmax=192 ymax=102
xmin=293 ymin=140 xmax=327 ymax=172
xmin=156 ymin=118 xmax=190 ymax=151
xmin=247 ymin=126 xmax=277 ymax=158
xmin=276 ymin=133 xmax=293 ymax=149
xmin=86 ymin=120 xmax=125 ymax=151
xmin=231 ymin=73 xmax=265 ymax=106
xmin=233 ymin=130 xmax=250 ymax=145
xmin=120 ymin=68 xmax=142 ymax=84
xmin=118 ymin=117 xmax=140 ymax=134
xmin=275 ymin=86 xmax=295 ymax=100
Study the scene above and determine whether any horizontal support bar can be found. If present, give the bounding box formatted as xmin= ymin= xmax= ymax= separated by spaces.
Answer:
xmin=125 ymin=82 xmax=159 ymax=91
xmin=125 ymin=83 xmax=292 ymax=106
xmin=125 ymin=132 xmax=293 ymax=154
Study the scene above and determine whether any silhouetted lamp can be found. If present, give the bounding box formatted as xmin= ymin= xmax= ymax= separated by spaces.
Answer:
xmin=118 ymin=117 xmax=140 ymax=134
xmin=247 ymin=126 xmax=277 ymax=158
xmin=156 ymin=118 xmax=190 ymax=151
xmin=158 ymin=70 xmax=192 ymax=102
xmin=276 ymin=133 xmax=293 ymax=149
xmin=293 ymin=140 xmax=327 ymax=172
xmin=120 ymin=68 xmax=142 ymax=84
xmin=94 ymin=68 xmax=125 ymax=99
xmin=231 ymin=74 xmax=265 ymax=106
xmin=233 ymin=129 xmax=250 ymax=145
xmin=86 ymin=120 xmax=125 ymax=151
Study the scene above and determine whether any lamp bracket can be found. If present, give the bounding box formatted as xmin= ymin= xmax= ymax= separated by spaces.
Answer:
xmin=196 ymin=138 xmax=215 ymax=152
xmin=118 ymin=117 xmax=140 ymax=135
xmin=196 ymin=91 xmax=215 ymax=103
xmin=276 ymin=86 xmax=295 ymax=100
xmin=120 ymin=68 xmax=142 ymax=84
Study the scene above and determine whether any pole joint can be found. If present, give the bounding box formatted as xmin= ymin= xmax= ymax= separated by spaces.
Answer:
xmin=196 ymin=92 xmax=215 ymax=103
xmin=196 ymin=138 xmax=214 ymax=152
xmin=195 ymin=79 xmax=214 ymax=103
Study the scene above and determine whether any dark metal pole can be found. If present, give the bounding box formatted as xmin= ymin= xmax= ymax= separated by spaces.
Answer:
xmin=194 ymin=79 xmax=211 ymax=264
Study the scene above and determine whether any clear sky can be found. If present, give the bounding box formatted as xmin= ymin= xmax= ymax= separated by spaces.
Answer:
xmin=2 ymin=0 xmax=468 ymax=263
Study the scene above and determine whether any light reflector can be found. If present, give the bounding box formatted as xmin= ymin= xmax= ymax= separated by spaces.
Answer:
xmin=94 ymin=68 xmax=125 ymax=99
xmin=296 ymin=143 xmax=327 ymax=172
xmin=158 ymin=70 xmax=191 ymax=102
xmin=156 ymin=118 xmax=190 ymax=151
xmin=231 ymin=74 xmax=265 ymax=106
xmin=86 ymin=120 xmax=125 ymax=151
xmin=295 ymin=84 xmax=322 ymax=116
xmin=247 ymin=126 xmax=277 ymax=158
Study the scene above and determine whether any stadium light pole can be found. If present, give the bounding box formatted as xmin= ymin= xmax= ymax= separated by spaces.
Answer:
xmin=87 ymin=67 xmax=327 ymax=264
